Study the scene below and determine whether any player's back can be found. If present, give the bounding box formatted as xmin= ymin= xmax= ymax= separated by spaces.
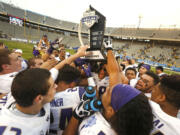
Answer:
xmin=49 ymin=86 xmax=85 ymax=135
xmin=79 ymin=112 xmax=117 ymax=135
xmin=150 ymin=100 xmax=180 ymax=135
xmin=0 ymin=95 xmax=50 ymax=135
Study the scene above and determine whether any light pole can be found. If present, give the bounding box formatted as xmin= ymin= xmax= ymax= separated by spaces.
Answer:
xmin=137 ymin=15 xmax=143 ymax=29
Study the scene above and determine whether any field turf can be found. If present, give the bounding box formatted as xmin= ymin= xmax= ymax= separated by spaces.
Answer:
xmin=0 ymin=39 xmax=179 ymax=74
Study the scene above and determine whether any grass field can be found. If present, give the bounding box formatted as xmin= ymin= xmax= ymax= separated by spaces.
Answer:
xmin=0 ymin=39 xmax=75 ymax=59
xmin=0 ymin=39 xmax=179 ymax=74
xmin=1 ymin=39 xmax=34 ymax=59
xmin=151 ymin=67 xmax=180 ymax=75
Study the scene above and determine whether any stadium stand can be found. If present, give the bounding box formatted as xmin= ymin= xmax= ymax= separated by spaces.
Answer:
xmin=114 ymin=39 xmax=180 ymax=68
xmin=105 ymin=27 xmax=116 ymax=35
xmin=0 ymin=2 xmax=6 ymax=13
xmin=45 ymin=16 xmax=59 ymax=27
xmin=0 ymin=1 xmax=180 ymax=70
xmin=26 ymin=11 xmax=44 ymax=23
xmin=2 ymin=2 xmax=25 ymax=18
xmin=111 ymin=28 xmax=180 ymax=41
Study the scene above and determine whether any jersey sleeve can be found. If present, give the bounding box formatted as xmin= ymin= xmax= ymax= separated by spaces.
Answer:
xmin=0 ymin=95 xmax=8 ymax=111
xmin=50 ymin=68 xmax=59 ymax=81
xmin=78 ymin=87 xmax=85 ymax=100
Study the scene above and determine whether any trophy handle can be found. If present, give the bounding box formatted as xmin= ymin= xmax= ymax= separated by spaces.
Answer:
xmin=78 ymin=21 xmax=84 ymax=46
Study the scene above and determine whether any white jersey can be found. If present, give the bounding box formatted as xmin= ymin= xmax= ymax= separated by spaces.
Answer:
xmin=79 ymin=112 xmax=117 ymax=135
xmin=0 ymin=68 xmax=58 ymax=94
xmin=50 ymin=68 xmax=59 ymax=81
xmin=129 ymin=78 xmax=138 ymax=88
xmin=158 ymin=73 xmax=166 ymax=77
xmin=136 ymin=72 xmax=140 ymax=80
xmin=94 ymin=76 xmax=109 ymax=97
xmin=0 ymin=72 xmax=17 ymax=94
xmin=91 ymin=72 xmax=98 ymax=85
xmin=150 ymin=100 xmax=180 ymax=135
xmin=145 ymin=93 xmax=151 ymax=98
xmin=41 ymin=40 xmax=49 ymax=49
xmin=49 ymin=87 xmax=85 ymax=135
xmin=0 ymin=95 xmax=50 ymax=135
xmin=21 ymin=60 xmax=28 ymax=71
xmin=0 ymin=93 xmax=12 ymax=112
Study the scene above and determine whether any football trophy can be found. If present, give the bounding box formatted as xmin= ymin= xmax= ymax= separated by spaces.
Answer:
xmin=78 ymin=5 xmax=106 ymax=61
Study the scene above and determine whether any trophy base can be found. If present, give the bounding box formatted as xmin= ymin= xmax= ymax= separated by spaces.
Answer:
xmin=82 ymin=50 xmax=106 ymax=61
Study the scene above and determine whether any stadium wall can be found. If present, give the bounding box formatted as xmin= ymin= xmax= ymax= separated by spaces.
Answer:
xmin=0 ymin=17 xmax=88 ymax=47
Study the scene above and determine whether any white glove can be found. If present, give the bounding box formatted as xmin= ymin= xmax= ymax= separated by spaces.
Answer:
xmin=73 ymin=100 xmax=94 ymax=120
xmin=103 ymin=40 xmax=112 ymax=50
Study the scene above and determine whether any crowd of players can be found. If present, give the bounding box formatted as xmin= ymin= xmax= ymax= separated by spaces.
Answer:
xmin=0 ymin=35 xmax=180 ymax=135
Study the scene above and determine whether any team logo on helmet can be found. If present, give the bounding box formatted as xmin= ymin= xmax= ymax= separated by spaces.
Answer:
xmin=81 ymin=10 xmax=99 ymax=28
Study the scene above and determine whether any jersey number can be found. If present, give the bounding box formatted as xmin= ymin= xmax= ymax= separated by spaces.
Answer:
xmin=0 ymin=126 xmax=21 ymax=135
xmin=59 ymin=108 xmax=73 ymax=130
xmin=99 ymin=86 xmax=106 ymax=97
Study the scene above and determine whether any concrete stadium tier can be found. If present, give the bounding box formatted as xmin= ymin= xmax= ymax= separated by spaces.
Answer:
xmin=1 ymin=2 xmax=25 ymax=18
xmin=111 ymin=28 xmax=180 ymax=41
xmin=0 ymin=1 xmax=180 ymax=67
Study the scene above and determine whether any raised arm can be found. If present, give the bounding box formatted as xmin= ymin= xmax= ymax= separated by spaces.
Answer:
xmin=106 ymin=49 xmax=122 ymax=87
xmin=54 ymin=45 xmax=89 ymax=70
xmin=105 ymin=42 xmax=128 ymax=88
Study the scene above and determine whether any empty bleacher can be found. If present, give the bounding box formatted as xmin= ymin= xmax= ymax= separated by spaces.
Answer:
xmin=45 ymin=16 xmax=59 ymax=27
xmin=2 ymin=3 xmax=25 ymax=18
xmin=26 ymin=11 xmax=44 ymax=24
xmin=111 ymin=28 xmax=180 ymax=41
xmin=114 ymin=39 xmax=180 ymax=67
xmin=0 ymin=1 xmax=180 ymax=67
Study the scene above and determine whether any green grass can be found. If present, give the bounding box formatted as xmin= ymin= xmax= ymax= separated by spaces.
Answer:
xmin=1 ymin=40 xmax=76 ymax=60
xmin=0 ymin=39 xmax=180 ymax=74
xmin=66 ymin=49 xmax=75 ymax=55
xmin=0 ymin=39 xmax=34 ymax=59
xmin=151 ymin=67 xmax=180 ymax=75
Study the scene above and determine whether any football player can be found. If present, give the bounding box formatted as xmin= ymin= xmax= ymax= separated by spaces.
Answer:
xmin=0 ymin=68 xmax=55 ymax=135
xmin=49 ymin=64 xmax=85 ymax=135
xmin=63 ymin=41 xmax=153 ymax=135
xmin=150 ymin=74 xmax=180 ymax=135
xmin=0 ymin=49 xmax=21 ymax=95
